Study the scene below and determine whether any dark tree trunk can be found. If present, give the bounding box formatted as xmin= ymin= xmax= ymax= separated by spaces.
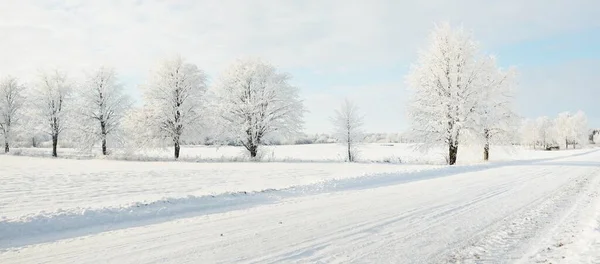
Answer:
xmin=484 ymin=144 xmax=489 ymax=161
xmin=174 ymin=140 xmax=180 ymax=159
xmin=483 ymin=129 xmax=490 ymax=161
xmin=102 ymin=138 xmax=107 ymax=156
xmin=4 ymin=133 xmax=8 ymax=153
xmin=249 ymin=144 xmax=258 ymax=158
xmin=100 ymin=121 xmax=107 ymax=155
xmin=347 ymin=142 xmax=353 ymax=162
xmin=449 ymin=143 xmax=458 ymax=165
xmin=52 ymin=134 xmax=58 ymax=157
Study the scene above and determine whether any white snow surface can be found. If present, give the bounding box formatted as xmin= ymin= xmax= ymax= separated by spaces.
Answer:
xmin=1 ymin=145 xmax=600 ymax=263
xmin=9 ymin=143 xmax=582 ymax=164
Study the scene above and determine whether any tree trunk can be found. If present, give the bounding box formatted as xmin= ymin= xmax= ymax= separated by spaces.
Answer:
xmin=249 ymin=144 xmax=258 ymax=158
xmin=52 ymin=134 xmax=58 ymax=157
xmin=4 ymin=134 xmax=8 ymax=153
xmin=174 ymin=140 xmax=180 ymax=159
xmin=347 ymin=142 xmax=353 ymax=162
xmin=483 ymin=129 xmax=490 ymax=161
xmin=102 ymin=138 xmax=107 ymax=156
xmin=483 ymin=144 xmax=489 ymax=161
xmin=100 ymin=121 xmax=108 ymax=155
xmin=448 ymin=143 xmax=458 ymax=165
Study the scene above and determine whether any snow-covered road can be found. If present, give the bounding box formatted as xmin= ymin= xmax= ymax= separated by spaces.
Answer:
xmin=1 ymin=150 xmax=600 ymax=263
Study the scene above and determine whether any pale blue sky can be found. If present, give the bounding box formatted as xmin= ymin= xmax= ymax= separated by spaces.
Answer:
xmin=1 ymin=0 xmax=599 ymax=133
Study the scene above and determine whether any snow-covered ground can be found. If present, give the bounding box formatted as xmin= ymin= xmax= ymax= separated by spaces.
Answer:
xmin=9 ymin=143 xmax=592 ymax=164
xmin=0 ymin=155 xmax=439 ymax=220
xmin=1 ymin=146 xmax=599 ymax=263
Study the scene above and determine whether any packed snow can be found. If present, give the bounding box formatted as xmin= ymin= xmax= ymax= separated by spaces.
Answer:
xmin=1 ymin=145 xmax=599 ymax=263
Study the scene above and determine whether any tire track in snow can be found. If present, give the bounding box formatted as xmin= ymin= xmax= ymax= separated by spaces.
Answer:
xmin=1 ymin=156 xmax=598 ymax=264
xmin=0 ymin=157 xmax=560 ymax=249
xmin=1 ymin=150 xmax=597 ymax=253
xmin=439 ymin=167 xmax=600 ymax=263
xmin=249 ymin=166 xmax=557 ymax=263
xmin=519 ymin=169 xmax=600 ymax=264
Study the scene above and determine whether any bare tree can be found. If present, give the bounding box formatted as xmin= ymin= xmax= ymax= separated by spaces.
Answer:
xmin=30 ymin=70 xmax=72 ymax=157
xmin=211 ymin=58 xmax=304 ymax=158
xmin=331 ymin=99 xmax=364 ymax=162
xmin=140 ymin=56 xmax=207 ymax=159
xmin=0 ymin=76 xmax=25 ymax=153
xmin=406 ymin=23 xmax=486 ymax=165
xmin=75 ymin=67 xmax=132 ymax=155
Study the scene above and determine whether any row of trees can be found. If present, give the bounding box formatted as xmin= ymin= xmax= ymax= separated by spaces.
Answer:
xmin=521 ymin=112 xmax=589 ymax=150
xmin=0 ymin=57 xmax=305 ymax=159
xmin=0 ymin=69 xmax=133 ymax=157
xmin=406 ymin=23 xmax=519 ymax=165
xmin=0 ymin=24 xmax=591 ymax=164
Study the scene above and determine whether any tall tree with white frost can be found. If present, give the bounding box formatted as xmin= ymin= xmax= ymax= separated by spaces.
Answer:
xmin=75 ymin=67 xmax=132 ymax=155
xmin=0 ymin=76 xmax=25 ymax=153
xmin=141 ymin=56 xmax=207 ymax=159
xmin=30 ymin=70 xmax=72 ymax=157
xmin=406 ymin=23 xmax=486 ymax=165
xmin=331 ymin=99 xmax=364 ymax=162
xmin=474 ymin=56 xmax=518 ymax=161
xmin=211 ymin=58 xmax=304 ymax=158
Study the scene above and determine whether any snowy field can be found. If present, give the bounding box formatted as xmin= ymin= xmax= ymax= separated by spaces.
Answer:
xmin=8 ymin=143 xmax=590 ymax=164
xmin=1 ymin=145 xmax=599 ymax=263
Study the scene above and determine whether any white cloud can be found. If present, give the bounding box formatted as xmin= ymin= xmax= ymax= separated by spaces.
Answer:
xmin=2 ymin=0 xmax=598 ymax=75
xmin=0 ymin=0 xmax=598 ymax=132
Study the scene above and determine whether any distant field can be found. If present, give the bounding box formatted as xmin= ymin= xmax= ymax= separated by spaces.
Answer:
xmin=7 ymin=143 xmax=591 ymax=164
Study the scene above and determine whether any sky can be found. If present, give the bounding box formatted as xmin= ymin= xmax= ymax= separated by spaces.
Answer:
xmin=1 ymin=0 xmax=599 ymax=134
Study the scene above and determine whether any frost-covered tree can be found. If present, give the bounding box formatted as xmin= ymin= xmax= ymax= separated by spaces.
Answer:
xmin=0 ymin=76 xmax=25 ymax=153
xmin=520 ymin=119 xmax=537 ymax=149
xmin=75 ymin=67 xmax=132 ymax=155
xmin=535 ymin=116 xmax=554 ymax=150
xmin=211 ymin=58 xmax=304 ymax=158
xmin=554 ymin=111 xmax=588 ymax=149
xmin=554 ymin=112 xmax=574 ymax=149
xmin=122 ymin=107 xmax=161 ymax=151
xmin=406 ymin=23 xmax=487 ymax=165
xmin=331 ymin=99 xmax=364 ymax=162
xmin=571 ymin=111 xmax=588 ymax=148
xmin=30 ymin=70 xmax=72 ymax=157
xmin=474 ymin=56 xmax=518 ymax=161
xmin=140 ymin=56 xmax=207 ymax=159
